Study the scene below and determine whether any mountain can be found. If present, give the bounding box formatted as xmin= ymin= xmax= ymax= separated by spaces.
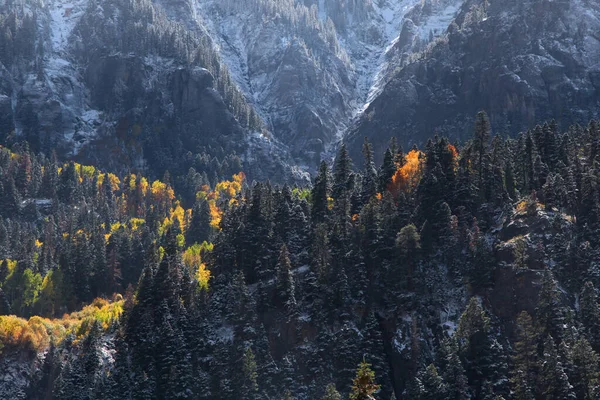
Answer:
xmin=5 ymin=1 xmax=600 ymax=399
xmin=0 ymin=0 xmax=304 ymax=183
xmin=190 ymin=0 xmax=466 ymax=164
xmin=347 ymin=0 xmax=600 ymax=160
xmin=2 ymin=0 xmax=600 ymax=174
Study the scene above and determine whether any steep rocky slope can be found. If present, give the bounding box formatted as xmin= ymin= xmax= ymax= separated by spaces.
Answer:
xmin=347 ymin=0 xmax=600 ymax=160
xmin=189 ymin=0 xmax=465 ymax=165
xmin=0 ymin=0 xmax=303 ymax=182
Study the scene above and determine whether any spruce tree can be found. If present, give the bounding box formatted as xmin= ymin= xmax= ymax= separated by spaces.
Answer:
xmin=312 ymin=161 xmax=331 ymax=223
xmin=535 ymin=269 xmax=565 ymax=342
xmin=276 ymin=244 xmax=297 ymax=318
xmin=322 ymin=383 xmax=342 ymax=400
xmin=440 ymin=338 xmax=470 ymax=400
xmin=539 ymin=335 xmax=576 ymax=399
xmin=378 ymin=149 xmax=396 ymax=194
xmin=571 ymin=338 xmax=600 ymax=400
xmin=362 ymin=137 xmax=378 ymax=204
xmin=350 ymin=359 xmax=380 ymax=400
xmin=419 ymin=364 xmax=448 ymax=400
xmin=241 ymin=347 xmax=259 ymax=400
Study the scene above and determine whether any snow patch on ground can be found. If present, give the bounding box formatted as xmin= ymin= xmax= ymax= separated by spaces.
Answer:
xmin=49 ymin=0 xmax=88 ymax=53
xmin=351 ymin=0 xmax=420 ymax=118
xmin=42 ymin=0 xmax=105 ymax=155
xmin=215 ymin=325 xmax=234 ymax=343
xmin=416 ymin=3 xmax=461 ymax=40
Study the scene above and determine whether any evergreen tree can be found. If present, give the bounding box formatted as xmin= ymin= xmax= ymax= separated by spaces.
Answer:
xmin=474 ymin=111 xmax=491 ymax=192
xmin=511 ymin=311 xmax=539 ymax=386
xmin=571 ymin=338 xmax=600 ymax=400
xmin=276 ymin=244 xmax=297 ymax=318
xmin=312 ymin=161 xmax=331 ymax=223
xmin=362 ymin=137 xmax=378 ymax=204
xmin=418 ymin=364 xmax=447 ymax=400
xmin=538 ymin=336 xmax=576 ymax=399
xmin=350 ymin=359 xmax=380 ymax=400
xmin=241 ymin=347 xmax=259 ymax=400
xmin=440 ymin=337 xmax=470 ymax=400
xmin=188 ymin=199 xmax=211 ymax=245
xmin=395 ymin=224 xmax=421 ymax=291
xmin=535 ymin=269 xmax=565 ymax=342
xmin=332 ymin=144 xmax=353 ymax=228
xmin=457 ymin=297 xmax=508 ymax=396
xmin=322 ymin=383 xmax=342 ymax=400
xmin=379 ymin=149 xmax=396 ymax=194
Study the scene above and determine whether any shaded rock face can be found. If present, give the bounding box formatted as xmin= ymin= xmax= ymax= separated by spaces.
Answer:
xmin=74 ymin=53 xmax=246 ymax=174
xmin=0 ymin=0 xmax=308 ymax=183
xmin=490 ymin=205 xmax=573 ymax=333
xmin=347 ymin=0 xmax=600 ymax=162
xmin=189 ymin=0 xmax=467 ymax=167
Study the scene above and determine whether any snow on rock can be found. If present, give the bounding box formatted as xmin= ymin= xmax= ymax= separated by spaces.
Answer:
xmin=416 ymin=3 xmax=461 ymax=41
xmin=49 ymin=0 xmax=88 ymax=53
xmin=40 ymin=0 xmax=104 ymax=155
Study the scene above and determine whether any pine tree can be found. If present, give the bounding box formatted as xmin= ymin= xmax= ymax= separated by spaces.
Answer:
xmin=362 ymin=137 xmax=378 ymax=204
xmin=440 ymin=338 xmax=470 ymax=400
xmin=457 ymin=297 xmax=508 ymax=396
xmin=571 ymin=337 xmax=600 ymax=400
xmin=538 ymin=335 xmax=576 ymax=399
xmin=322 ymin=383 xmax=342 ymax=400
xmin=535 ymin=269 xmax=565 ymax=342
xmin=418 ymin=364 xmax=447 ymax=400
xmin=350 ymin=359 xmax=380 ymax=400
xmin=579 ymin=281 xmax=600 ymax=351
xmin=241 ymin=347 xmax=259 ymax=400
xmin=395 ymin=224 xmax=421 ymax=291
xmin=188 ymin=199 xmax=211 ymax=245
xmin=332 ymin=144 xmax=353 ymax=228
xmin=474 ymin=111 xmax=491 ymax=192
xmin=362 ymin=311 xmax=392 ymax=397
xmin=312 ymin=161 xmax=331 ymax=223
xmin=276 ymin=244 xmax=297 ymax=318
xmin=379 ymin=149 xmax=396 ymax=194
xmin=511 ymin=311 xmax=539 ymax=386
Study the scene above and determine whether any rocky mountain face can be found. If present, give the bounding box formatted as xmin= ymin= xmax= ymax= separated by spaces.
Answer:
xmin=347 ymin=0 xmax=600 ymax=161
xmin=2 ymin=0 xmax=600 ymax=175
xmin=0 ymin=0 xmax=302 ymax=183
xmin=189 ymin=0 xmax=466 ymax=165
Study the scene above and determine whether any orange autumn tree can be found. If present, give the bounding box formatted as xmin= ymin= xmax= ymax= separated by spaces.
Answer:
xmin=388 ymin=149 xmax=424 ymax=197
xmin=197 ymin=172 xmax=245 ymax=229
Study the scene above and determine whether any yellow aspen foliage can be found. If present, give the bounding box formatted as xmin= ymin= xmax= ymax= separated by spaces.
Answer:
xmin=139 ymin=177 xmax=149 ymax=195
xmin=197 ymin=263 xmax=211 ymax=292
xmin=97 ymin=173 xmax=105 ymax=187
xmin=81 ymin=165 xmax=96 ymax=179
xmin=107 ymin=173 xmax=121 ymax=191
xmin=176 ymin=234 xmax=185 ymax=248
xmin=209 ymin=201 xmax=222 ymax=229
xmin=151 ymin=180 xmax=175 ymax=202
xmin=183 ymin=242 xmax=213 ymax=291
xmin=0 ymin=299 xmax=123 ymax=352
xmin=130 ymin=218 xmax=145 ymax=231
xmin=171 ymin=202 xmax=186 ymax=231
xmin=196 ymin=172 xmax=246 ymax=230
xmin=129 ymin=174 xmax=137 ymax=191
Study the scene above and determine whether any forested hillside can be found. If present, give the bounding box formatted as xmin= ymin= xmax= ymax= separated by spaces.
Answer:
xmin=3 ymin=113 xmax=600 ymax=399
